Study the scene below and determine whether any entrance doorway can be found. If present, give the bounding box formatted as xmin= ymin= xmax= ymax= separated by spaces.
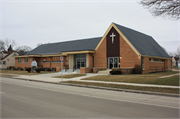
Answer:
xmin=108 ymin=57 xmax=119 ymax=69
xmin=76 ymin=58 xmax=86 ymax=69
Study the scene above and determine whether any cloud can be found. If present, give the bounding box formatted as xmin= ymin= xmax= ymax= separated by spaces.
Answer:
xmin=1 ymin=0 xmax=178 ymax=52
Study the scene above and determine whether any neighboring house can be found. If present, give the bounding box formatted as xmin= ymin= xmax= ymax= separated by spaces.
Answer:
xmin=14 ymin=22 xmax=172 ymax=73
xmin=171 ymin=56 xmax=176 ymax=67
xmin=0 ymin=51 xmax=19 ymax=69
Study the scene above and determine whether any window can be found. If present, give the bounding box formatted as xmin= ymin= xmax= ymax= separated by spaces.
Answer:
xmin=66 ymin=60 xmax=67 ymax=63
xmin=52 ymin=57 xmax=61 ymax=62
xmin=52 ymin=68 xmax=56 ymax=71
xmin=149 ymin=58 xmax=164 ymax=62
xmin=142 ymin=57 xmax=144 ymax=70
xmin=2 ymin=54 xmax=3 ymax=58
xmin=3 ymin=61 xmax=6 ymax=65
xmin=18 ymin=58 xmax=22 ymax=63
xmin=14 ymin=53 xmax=16 ymax=56
xmin=25 ymin=58 xmax=28 ymax=63
xmin=43 ymin=58 xmax=50 ymax=62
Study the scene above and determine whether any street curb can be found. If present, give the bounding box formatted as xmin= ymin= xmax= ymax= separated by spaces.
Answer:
xmin=12 ymin=77 xmax=180 ymax=97
xmin=61 ymin=83 xmax=180 ymax=97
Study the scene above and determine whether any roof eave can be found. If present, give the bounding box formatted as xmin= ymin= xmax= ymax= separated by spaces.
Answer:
xmin=141 ymin=55 xmax=171 ymax=60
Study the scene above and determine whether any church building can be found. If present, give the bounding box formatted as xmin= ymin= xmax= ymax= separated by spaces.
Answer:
xmin=14 ymin=22 xmax=172 ymax=74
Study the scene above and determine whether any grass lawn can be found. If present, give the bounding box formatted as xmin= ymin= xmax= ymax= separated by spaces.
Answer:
xmin=63 ymin=81 xmax=179 ymax=94
xmin=81 ymin=71 xmax=180 ymax=86
xmin=0 ymin=70 xmax=56 ymax=75
xmin=52 ymin=74 xmax=86 ymax=79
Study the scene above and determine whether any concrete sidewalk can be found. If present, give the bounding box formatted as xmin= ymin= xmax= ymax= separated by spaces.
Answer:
xmin=13 ymin=73 xmax=107 ymax=83
xmin=4 ymin=72 xmax=179 ymax=89
xmin=158 ymin=73 xmax=180 ymax=78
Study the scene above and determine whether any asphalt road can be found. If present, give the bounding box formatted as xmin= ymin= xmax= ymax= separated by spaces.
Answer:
xmin=0 ymin=77 xmax=179 ymax=118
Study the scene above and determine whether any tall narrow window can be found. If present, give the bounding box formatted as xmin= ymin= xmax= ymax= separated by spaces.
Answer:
xmin=18 ymin=58 xmax=22 ymax=63
xmin=142 ymin=57 xmax=144 ymax=70
xmin=25 ymin=58 xmax=28 ymax=63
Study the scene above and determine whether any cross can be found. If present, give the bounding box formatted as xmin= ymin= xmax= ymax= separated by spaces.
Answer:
xmin=110 ymin=33 xmax=116 ymax=44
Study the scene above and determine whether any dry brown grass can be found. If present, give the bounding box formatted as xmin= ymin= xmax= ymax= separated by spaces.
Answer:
xmin=64 ymin=81 xmax=179 ymax=94
xmin=82 ymin=71 xmax=179 ymax=86
xmin=0 ymin=74 xmax=17 ymax=78
xmin=0 ymin=70 xmax=56 ymax=75
xmin=52 ymin=74 xmax=87 ymax=79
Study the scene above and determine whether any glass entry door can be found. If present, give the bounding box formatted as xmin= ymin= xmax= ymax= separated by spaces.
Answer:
xmin=108 ymin=57 xmax=119 ymax=69
xmin=77 ymin=59 xmax=81 ymax=69
xmin=76 ymin=58 xmax=86 ymax=69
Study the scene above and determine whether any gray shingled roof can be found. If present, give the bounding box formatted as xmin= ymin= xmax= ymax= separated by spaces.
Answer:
xmin=114 ymin=23 xmax=171 ymax=58
xmin=26 ymin=23 xmax=170 ymax=59
xmin=25 ymin=37 xmax=102 ymax=55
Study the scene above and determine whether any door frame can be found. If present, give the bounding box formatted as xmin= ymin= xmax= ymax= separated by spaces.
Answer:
xmin=108 ymin=57 xmax=120 ymax=69
xmin=76 ymin=58 xmax=86 ymax=69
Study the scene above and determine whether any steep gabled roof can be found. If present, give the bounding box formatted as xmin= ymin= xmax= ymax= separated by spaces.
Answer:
xmin=113 ymin=23 xmax=170 ymax=58
xmin=1 ymin=51 xmax=14 ymax=60
xmin=24 ymin=22 xmax=170 ymax=59
xmin=25 ymin=37 xmax=102 ymax=55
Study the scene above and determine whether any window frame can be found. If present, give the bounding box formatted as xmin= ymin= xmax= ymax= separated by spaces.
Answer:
xmin=18 ymin=58 xmax=22 ymax=63
xmin=25 ymin=58 xmax=28 ymax=63
xmin=3 ymin=61 xmax=6 ymax=65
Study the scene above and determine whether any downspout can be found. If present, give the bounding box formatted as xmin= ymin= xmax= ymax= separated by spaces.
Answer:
xmin=50 ymin=57 xmax=52 ymax=69
xmin=89 ymin=53 xmax=94 ymax=67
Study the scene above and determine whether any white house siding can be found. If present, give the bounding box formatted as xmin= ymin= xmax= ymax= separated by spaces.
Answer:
xmin=1 ymin=52 xmax=18 ymax=69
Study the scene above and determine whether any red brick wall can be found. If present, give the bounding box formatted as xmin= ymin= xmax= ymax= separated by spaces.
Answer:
xmin=149 ymin=62 xmax=164 ymax=72
xmin=80 ymin=67 xmax=93 ymax=73
xmin=88 ymin=54 xmax=93 ymax=67
xmin=142 ymin=57 xmax=149 ymax=74
xmin=94 ymin=34 xmax=141 ymax=70
xmin=142 ymin=58 xmax=171 ymax=73
xmin=15 ymin=56 xmax=69 ymax=72
xmin=51 ymin=62 xmax=61 ymax=69
xmin=94 ymin=37 xmax=107 ymax=68
xmin=15 ymin=57 xmax=34 ymax=70
xmin=120 ymin=36 xmax=141 ymax=68
xmin=168 ymin=59 xmax=171 ymax=70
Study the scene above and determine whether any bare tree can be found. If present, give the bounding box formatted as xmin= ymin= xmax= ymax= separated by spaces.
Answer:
xmin=139 ymin=0 xmax=180 ymax=19
xmin=168 ymin=52 xmax=177 ymax=56
xmin=0 ymin=38 xmax=17 ymax=51
xmin=0 ymin=39 xmax=5 ymax=51
xmin=16 ymin=46 xmax=32 ymax=55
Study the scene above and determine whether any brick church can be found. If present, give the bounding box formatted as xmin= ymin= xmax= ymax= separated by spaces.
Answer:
xmin=14 ymin=22 xmax=172 ymax=74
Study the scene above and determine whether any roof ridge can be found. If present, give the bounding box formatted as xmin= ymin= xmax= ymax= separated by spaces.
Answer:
xmin=113 ymin=22 xmax=152 ymax=37
xmin=41 ymin=36 xmax=102 ymax=46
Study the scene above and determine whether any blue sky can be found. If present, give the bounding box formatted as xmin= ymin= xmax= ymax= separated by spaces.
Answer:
xmin=1 ymin=0 xmax=179 ymax=53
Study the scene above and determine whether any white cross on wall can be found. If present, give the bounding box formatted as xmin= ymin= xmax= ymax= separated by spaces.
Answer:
xmin=110 ymin=33 xmax=116 ymax=44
